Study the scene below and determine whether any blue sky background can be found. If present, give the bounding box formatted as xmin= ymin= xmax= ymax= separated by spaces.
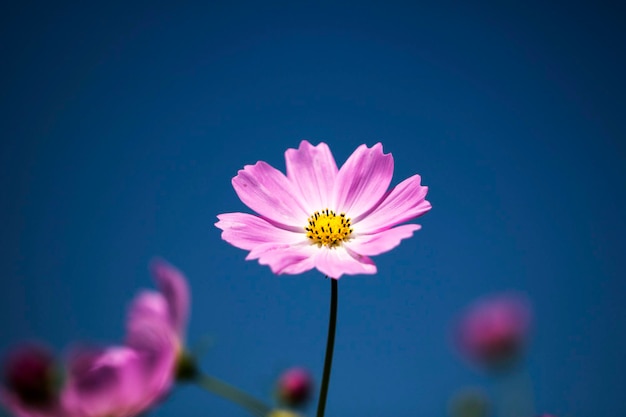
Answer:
xmin=1 ymin=2 xmax=625 ymax=417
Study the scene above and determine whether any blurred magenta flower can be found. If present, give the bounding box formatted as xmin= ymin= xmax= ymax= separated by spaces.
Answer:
xmin=61 ymin=259 xmax=183 ymax=417
xmin=216 ymin=140 xmax=431 ymax=278
xmin=0 ymin=344 xmax=63 ymax=417
xmin=455 ymin=293 xmax=532 ymax=370
xmin=1 ymin=259 xmax=189 ymax=417
xmin=275 ymin=367 xmax=313 ymax=408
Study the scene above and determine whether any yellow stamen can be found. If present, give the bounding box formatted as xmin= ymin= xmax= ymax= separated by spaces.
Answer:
xmin=305 ymin=209 xmax=353 ymax=248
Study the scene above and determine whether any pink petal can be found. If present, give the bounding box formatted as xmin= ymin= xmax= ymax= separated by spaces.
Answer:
xmin=354 ymin=174 xmax=431 ymax=233
xmin=126 ymin=291 xmax=170 ymax=331
xmin=285 ymin=141 xmax=338 ymax=213
xmin=149 ymin=258 xmax=190 ymax=339
xmin=333 ymin=143 xmax=394 ymax=219
xmin=125 ymin=317 xmax=177 ymax=401
xmin=62 ymin=346 xmax=145 ymax=417
xmin=314 ymin=247 xmax=377 ymax=279
xmin=232 ymin=161 xmax=308 ymax=230
xmin=252 ymin=243 xmax=317 ymax=275
xmin=216 ymin=213 xmax=305 ymax=251
xmin=279 ymin=255 xmax=318 ymax=275
xmin=125 ymin=292 xmax=178 ymax=402
xmin=345 ymin=224 xmax=422 ymax=256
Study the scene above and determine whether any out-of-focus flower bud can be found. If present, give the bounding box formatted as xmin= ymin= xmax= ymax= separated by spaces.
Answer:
xmin=3 ymin=344 xmax=58 ymax=408
xmin=454 ymin=292 xmax=532 ymax=371
xmin=275 ymin=367 xmax=313 ymax=408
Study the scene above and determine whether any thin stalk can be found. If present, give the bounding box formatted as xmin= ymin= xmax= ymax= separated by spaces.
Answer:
xmin=316 ymin=277 xmax=338 ymax=417
xmin=195 ymin=373 xmax=272 ymax=417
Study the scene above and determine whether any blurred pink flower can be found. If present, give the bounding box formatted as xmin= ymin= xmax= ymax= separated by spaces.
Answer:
xmin=61 ymin=259 xmax=184 ymax=417
xmin=455 ymin=293 xmax=532 ymax=369
xmin=0 ymin=344 xmax=64 ymax=417
xmin=1 ymin=259 xmax=190 ymax=417
xmin=216 ymin=140 xmax=431 ymax=279
xmin=275 ymin=367 xmax=313 ymax=408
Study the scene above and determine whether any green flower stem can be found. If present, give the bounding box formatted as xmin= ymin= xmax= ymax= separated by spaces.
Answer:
xmin=195 ymin=373 xmax=272 ymax=417
xmin=316 ymin=277 xmax=338 ymax=417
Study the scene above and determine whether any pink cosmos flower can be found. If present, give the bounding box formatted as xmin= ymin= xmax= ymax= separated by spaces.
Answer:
xmin=455 ymin=293 xmax=532 ymax=370
xmin=61 ymin=259 xmax=185 ymax=417
xmin=2 ymin=259 xmax=190 ymax=417
xmin=216 ymin=140 xmax=431 ymax=278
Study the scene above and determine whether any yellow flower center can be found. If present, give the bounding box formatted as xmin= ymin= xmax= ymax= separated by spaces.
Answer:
xmin=305 ymin=209 xmax=353 ymax=248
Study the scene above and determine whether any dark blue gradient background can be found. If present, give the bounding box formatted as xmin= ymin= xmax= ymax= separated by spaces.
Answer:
xmin=1 ymin=2 xmax=624 ymax=417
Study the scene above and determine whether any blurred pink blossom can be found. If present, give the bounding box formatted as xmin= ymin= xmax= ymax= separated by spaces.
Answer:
xmin=61 ymin=336 xmax=175 ymax=417
xmin=455 ymin=292 xmax=532 ymax=370
xmin=2 ymin=258 xmax=190 ymax=417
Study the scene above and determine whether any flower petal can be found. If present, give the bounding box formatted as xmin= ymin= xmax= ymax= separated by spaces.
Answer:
xmin=333 ymin=143 xmax=394 ymax=218
xmin=125 ymin=316 xmax=177 ymax=402
xmin=279 ymin=255 xmax=318 ymax=275
xmin=232 ymin=161 xmax=308 ymax=230
xmin=62 ymin=346 xmax=145 ymax=417
xmin=149 ymin=258 xmax=190 ymax=339
xmin=345 ymin=224 xmax=422 ymax=256
xmin=285 ymin=141 xmax=338 ymax=213
xmin=216 ymin=213 xmax=305 ymax=252
xmin=252 ymin=243 xmax=317 ymax=275
xmin=354 ymin=174 xmax=431 ymax=233
xmin=125 ymin=291 xmax=178 ymax=401
xmin=314 ymin=247 xmax=377 ymax=279
xmin=126 ymin=291 xmax=170 ymax=331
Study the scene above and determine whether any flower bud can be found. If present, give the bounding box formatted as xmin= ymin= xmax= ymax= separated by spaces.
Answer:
xmin=275 ymin=367 xmax=313 ymax=408
xmin=455 ymin=293 xmax=532 ymax=371
xmin=3 ymin=344 xmax=58 ymax=408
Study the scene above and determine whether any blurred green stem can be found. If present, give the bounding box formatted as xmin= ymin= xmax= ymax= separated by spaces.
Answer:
xmin=316 ymin=277 xmax=338 ymax=417
xmin=494 ymin=367 xmax=536 ymax=417
xmin=195 ymin=373 xmax=272 ymax=417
